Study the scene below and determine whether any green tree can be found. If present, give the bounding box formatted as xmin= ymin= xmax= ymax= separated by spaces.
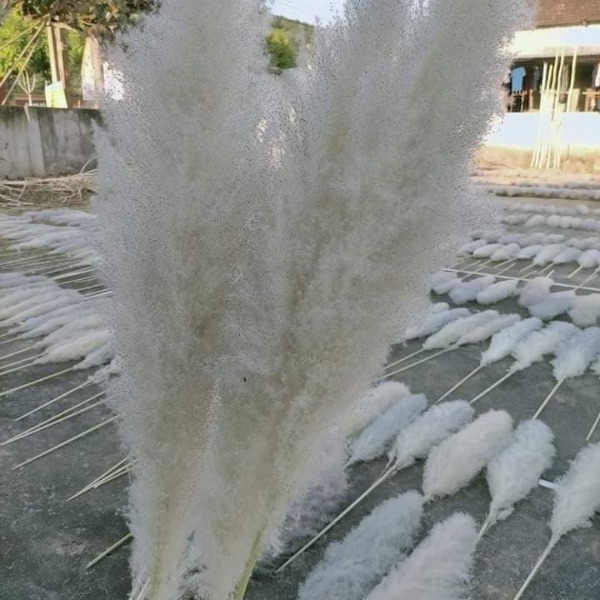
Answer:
xmin=6 ymin=1 xmax=159 ymax=105
xmin=9 ymin=0 xmax=159 ymax=40
xmin=0 ymin=8 xmax=50 ymax=78
xmin=266 ymin=27 xmax=296 ymax=70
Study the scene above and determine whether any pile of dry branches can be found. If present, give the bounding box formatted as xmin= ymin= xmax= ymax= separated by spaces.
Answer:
xmin=0 ymin=169 xmax=97 ymax=210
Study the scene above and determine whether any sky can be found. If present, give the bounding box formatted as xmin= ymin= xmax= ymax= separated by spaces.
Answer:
xmin=271 ymin=0 xmax=345 ymax=24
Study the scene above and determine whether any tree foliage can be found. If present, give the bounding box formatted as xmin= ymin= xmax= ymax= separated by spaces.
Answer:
xmin=266 ymin=16 xmax=313 ymax=70
xmin=266 ymin=28 xmax=296 ymax=70
xmin=8 ymin=0 xmax=159 ymax=40
xmin=0 ymin=8 xmax=50 ymax=78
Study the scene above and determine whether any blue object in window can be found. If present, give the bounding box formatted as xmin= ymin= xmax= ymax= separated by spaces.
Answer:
xmin=511 ymin=66 xmax=526 ymax=93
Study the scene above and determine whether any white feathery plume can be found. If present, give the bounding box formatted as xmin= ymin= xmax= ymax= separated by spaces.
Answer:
xmin=341 ymin=382 xmax=411 ymax=438
xmin=513 ymin=442 xmax=600 ymax=600
xmin=433 ymin=315 xmax=525 ymax=403
xmin=577 ymin=248 xmax=600 ymax=269
xmin=532 ymin=244 xmax=564 ymax=266
xmin=297 ymin=492 xmax=424 ymax=600
xmin=1 ymin=292 xmax=83 ymax=326
xmin=264 ymin=435 xmax=349 ymax=563
xmin=454 ymin=313 xmax=521 ymax=346
xmin=388 ymin=401 xmax=475 ymax=468
xmin=0 ymin=287 xmax=58 ymax=316
xmin=475 ymin=279 xmax=520 ymax=305
xmin=525 ymin=215 xmax=545 ymax=227
xmin=518 ymin=277 xmax=553 ymax=308
xmin=429 ymin=271 xmax=460 ymax=295
xmin=75 ymin=342 xmax=114 ymax=370
xmin=528 ymin=291 xmax=576 ymax=320
xmin=490 ymin=243 xmax=520 ymax=262
xmin=533 ymin=327 xmax=600 ymax=420
xmin=423 ymin=310 xmax=498 ymax=350
xmin=276 ymin=401 xmax=475 ymax=570
xmin=511 ymin=321 xmax=579 ymax=371
xmin=459 ymin=239 xmax=487 ymax=255
xmin=403 ymin=307 xmax=470 ymax=341
xmin=568 ymin=294 xmax=600 ymax=327
xmin=92 ymin=0 xmax=530 ymax=594
xmin=516 ymin=244 xmax=543 ymax=260
xmin=348 ymin=394 xmax=428 ymax=465
xmin=38 ymin=330 xmax=113 ymax=364
xmin=365 ymin=513 xmax=477 ymax=600
xmin=480 ymin=420 xmax=555 ymax=536
xmin=480 ymin=318 xmax=543 ymax=367
xmin=473 ymin=243 xmax=503 ymax=258
xmin=422 ymin=410 xmax=513 ymax=501
xmin=449 ymin=275 xmax=496 ymax=305
xmin=431 ymin=302 xmax=450 ymax=312
xmin=497 ymin=233 xmax=524 ymax=245
xmin=552 ymin=246 xmax=581 ymax=265
xmin=552 ymin=327 xmax=600 ymax=381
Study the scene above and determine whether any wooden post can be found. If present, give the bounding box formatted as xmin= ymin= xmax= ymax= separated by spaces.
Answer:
xmin=46 ymin=24 xmax=70 ymax=107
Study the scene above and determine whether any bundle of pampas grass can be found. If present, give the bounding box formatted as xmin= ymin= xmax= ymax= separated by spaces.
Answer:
xmin=93 ymin=0 xmax=529 ymax=597
xmin=513 ymin=442 xmax=600 ymax=599
xmin=366 ymin=513 xmax=478 ymax=600
xmin=298 ymin=491 xmax=424 ymax=600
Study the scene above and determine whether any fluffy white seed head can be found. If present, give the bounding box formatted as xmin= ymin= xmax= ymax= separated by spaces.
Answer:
xmin=365 ymin=513 xmax=478 ymax=600
xmin=341 ymin=382 xmax=411 ymax=438
xmin=423 ymin=310 xmax=498 ymax=350
xmin=423 ymin=410 xmax=513 ymax=500
xmin=551 ymin=442 xmax=600 ymax=541
xmin=511 ymin=321 xmax=580 ymax=371
xmin=298 ymin=491 xmax=424 ymax=600
xmin=348 ymin=394 xmax=428 ymax=465
xmin=552 ymin=327 xmax=600 ymax=380
xmin=518 ymin=277 xmax=553 ymax=308
xmin=389 ymin=401 xmax=475 ymax=468
xmin=486 ymin=420 xmax=555 ymax=523
xmin=476 ymin=280 xmax=520 ymax=305
xmin=449 ymin=275 xmax=496 ymax=305
xmin=480 ymin=317 xmax=543 ymax=366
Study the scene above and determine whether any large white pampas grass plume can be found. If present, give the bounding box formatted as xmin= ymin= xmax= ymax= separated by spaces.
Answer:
xmin=341 ymin=381 xmax=411 ymax=438
xmin=423 ymin=310 xmax=499 ymax=350
xmin=468 ymin=321 xmax=581 ymax=405
xmin=481 ymin=420 xmax=555 ymax=536
xmin=529 ymin=290 xmax=576 ymax=320
xmin=546 ymin=327 xmax=600 ymax=412
xmin=93 ymin=0 xmax=530 ymax=597
xmin=568 ymin=294 xmax=600 ymax=327
xmin=403 ymin=307 xmax=470 ymax=341
xmin=449 ymin=275 xmax=495 ymax=305
xmin=511 ymin=321 xmax=580 ymax=371
xmin=513 ymin=442 xmax=600 ymax=600
xmin=480 ymin=317 xmax=543 ymax=366
xmin=423 ymin=410 xmax=513 ymax=501
xmin=297 ymin=491 xmax=424 ymax=600
xmin=455 ymin=313 xmax=520 ymax=346
xmin=476 ymin=279 xmax=520 ymax=305
xmin=365 ymin=513 xmax=478 ymax=600
xmin=552 ymin=327 xmax=600 ymax=381
xmin=277 ymin=401 xmax=473 ymax=573
xmin=348 ymin=394 xmax=427 ymax=465
xmin=429 ymin=271 xmax=460 ymax=295
xmin=262 ymin=435 xmax=349 ymax=564
xmin=518 ymin=277 xmax=553 ymax=308
xmin=389 ymin=400 xmax=475 ymax=469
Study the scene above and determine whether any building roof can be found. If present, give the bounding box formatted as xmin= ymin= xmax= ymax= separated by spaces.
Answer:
xmin=537 ymin=0 xmax=600 ymax=27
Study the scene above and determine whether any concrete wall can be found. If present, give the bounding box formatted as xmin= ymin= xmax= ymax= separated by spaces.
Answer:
xmin=0 ymin=107 xmax=101 ymax=179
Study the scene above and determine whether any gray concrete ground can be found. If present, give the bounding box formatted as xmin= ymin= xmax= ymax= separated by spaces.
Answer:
xmin=2 ymin=199 xmax=600 ymax=599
